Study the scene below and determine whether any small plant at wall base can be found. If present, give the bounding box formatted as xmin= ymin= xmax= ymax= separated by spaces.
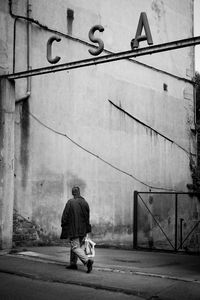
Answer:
xmin=187 ymin=72 xmax=200 ymax=192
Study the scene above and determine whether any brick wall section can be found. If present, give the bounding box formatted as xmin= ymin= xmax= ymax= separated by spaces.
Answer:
xmin=13 ymin=211 xmax=39 ymax=246
xmin=13 ymin=211 xmax=64 ymax=247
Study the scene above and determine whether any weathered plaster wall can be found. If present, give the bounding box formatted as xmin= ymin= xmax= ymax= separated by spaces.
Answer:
xmin=0 ymin=1 xmax=15 ymax=249
xmin=9 ymin=0 xmax=197 ymax=248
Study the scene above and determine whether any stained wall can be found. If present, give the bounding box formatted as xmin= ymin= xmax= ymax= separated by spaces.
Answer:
xmin=1 ymin=0 xmax=197 ymax=247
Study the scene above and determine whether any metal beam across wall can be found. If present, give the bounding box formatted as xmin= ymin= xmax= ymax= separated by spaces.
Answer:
xmin=2 ymin=36 xmax=200 ymax=80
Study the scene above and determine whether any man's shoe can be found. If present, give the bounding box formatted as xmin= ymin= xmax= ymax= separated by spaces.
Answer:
xmin=86 ymin=259 xmax=93 ymax=273
xmin=66 ymin=264 xmax=78 ymax=270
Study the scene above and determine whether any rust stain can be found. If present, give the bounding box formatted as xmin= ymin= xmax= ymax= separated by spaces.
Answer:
xmin=20 ymin=100 xmax=30 ymax=188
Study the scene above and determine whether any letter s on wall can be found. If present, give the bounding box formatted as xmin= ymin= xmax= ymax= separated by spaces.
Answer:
xmin=47 ymin=36 xmax=61 ymax=64
xmin=88 ymin=25 xmax=104 ymax=56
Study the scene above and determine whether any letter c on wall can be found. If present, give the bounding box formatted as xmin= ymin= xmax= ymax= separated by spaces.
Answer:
xmin=88 ymin=25 xmax=104 ymax=56
xmin=47 ymin=36 xmax=61 ymax=64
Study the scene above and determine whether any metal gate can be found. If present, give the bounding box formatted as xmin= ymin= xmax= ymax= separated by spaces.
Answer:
xmin=133 ymin=191 xmax=200 ymax=252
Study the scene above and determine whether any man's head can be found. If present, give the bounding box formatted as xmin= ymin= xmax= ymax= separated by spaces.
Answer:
xmin=72 ymin=186 xmax=80 ymax=198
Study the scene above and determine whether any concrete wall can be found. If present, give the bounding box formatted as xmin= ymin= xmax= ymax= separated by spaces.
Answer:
xmin=1 ymin=0 xmax=197 ymax=248
xmin=0 ymin=1 xmax=15 ymax=249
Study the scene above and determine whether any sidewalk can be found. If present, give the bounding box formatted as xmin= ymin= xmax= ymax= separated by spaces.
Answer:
xmin=11 ymin=246 xmax=200 ymax=281
xmin=1 ymin=246 xmax=200 ymax=299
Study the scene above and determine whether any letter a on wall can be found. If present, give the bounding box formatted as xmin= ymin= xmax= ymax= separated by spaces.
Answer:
xmin=131 ymin=12 xmax=153 ymax=49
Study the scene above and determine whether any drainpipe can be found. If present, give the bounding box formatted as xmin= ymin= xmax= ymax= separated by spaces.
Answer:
xmin=10 ymin=0 xmax=32 ymax=103
xmin=26 ymin=0 xmax=32 ymax=97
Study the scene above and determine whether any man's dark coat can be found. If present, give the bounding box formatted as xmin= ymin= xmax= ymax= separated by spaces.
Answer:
xmin=60 ymin=196 xmax=91 ymax=239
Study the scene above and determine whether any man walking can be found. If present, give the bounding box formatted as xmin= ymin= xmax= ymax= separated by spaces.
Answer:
xmin=60 ymin=186 xmax=93 ymax=273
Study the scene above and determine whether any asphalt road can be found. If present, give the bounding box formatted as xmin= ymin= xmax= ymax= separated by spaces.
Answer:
xmin=0 ymin=273 xmax=141 ymax=300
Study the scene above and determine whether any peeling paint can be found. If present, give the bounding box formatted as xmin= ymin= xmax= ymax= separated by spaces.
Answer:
xmin=151 ymin=0 xmax=166 ymax=35
xmin=151 ymin=0 xmax=165 ymax=20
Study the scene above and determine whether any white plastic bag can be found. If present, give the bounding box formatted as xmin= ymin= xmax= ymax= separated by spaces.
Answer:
xmin=84 ymin=236 xmax=96 ymax=258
